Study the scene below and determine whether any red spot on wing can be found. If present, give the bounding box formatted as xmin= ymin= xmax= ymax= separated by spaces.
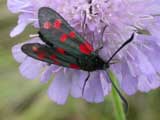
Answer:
xmin=53 ymin=19 xmax=62 ymax=29
xmin=32 ymin=46 xmax=46 ymax=60
xmin=69 ymin=31 xmax=76 ymax=38
xmin=79 ymin=41 xmax=93 ymax=55
xmin=50 ymin=54 xmax=57 ymax=60
xmin=54 ymin=60 xmax=60 ymax=65
xmin=56 ymin=48 xmax=65 ymax=54
xmin=37 ymin=52 xmax=45 ymax=60
xmin=60 ymin=34 xmax=68 ymax=42
xmin=32 ymin=46 xmax=38 ymax=52
xmin=43 ymin=21 xmax=52 ymax=29
xmin=70 ymin=64 xmax=80 ymax=69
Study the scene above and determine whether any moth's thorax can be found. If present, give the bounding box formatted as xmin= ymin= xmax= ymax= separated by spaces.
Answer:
xmin=78 ymin=54 xmax=106 ymax=71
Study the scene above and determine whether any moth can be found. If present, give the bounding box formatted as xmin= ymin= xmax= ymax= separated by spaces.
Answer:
xmin=22 ymin=7 xmax=134 ymax=111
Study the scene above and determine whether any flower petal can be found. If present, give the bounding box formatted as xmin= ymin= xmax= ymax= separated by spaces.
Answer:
xmin=7 ymin=0 xmax=32 ymax=13
xmin=48 ymin=70 xmax=72 ymax=104
xmin=121 ymin=61 xmax=138 ymax=95
xmin=10 ymin=13 xmax=34 ymax=37
xmin=138 ymin=74 xmax=160 ymax=92
xmin=40 ymin=65 xmax=61 ymax=83
xmin=10 ymin=22 xmax=28 ymax=37
xmin=147 ymin=74 xmax=160 ymax=89
xmin=12 ymin=43 xmax=27 ymax=63
xmin=138 ymin=75 xmax=151 ymax=92
xmin=99 ymin=71 xmax=112 ymax=96
xmin=70 ymin=71 xmax=88 ymax=98
xmin=19 ymin=57 xmax=44 ymax=80
xmin=134 ymin=46 xmax=156 ymax=75
xmin=83 ymin=71 xmax=104 ymax=103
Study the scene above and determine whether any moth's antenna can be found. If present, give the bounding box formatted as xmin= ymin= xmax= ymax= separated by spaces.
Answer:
xmin=106 ymin=69 xmax=128 ymax=113
xmin=106 ymin=33 xmax=135 ymax=64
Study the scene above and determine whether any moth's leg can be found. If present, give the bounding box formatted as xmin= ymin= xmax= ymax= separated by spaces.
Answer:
xmin=82 ymin=72 xmax=90 ymax=96
xmin=95 ymin=25 xmax=107 ymax=53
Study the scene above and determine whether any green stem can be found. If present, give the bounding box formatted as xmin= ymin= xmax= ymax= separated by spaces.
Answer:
xmin=108 ymin=70 xmax=126 ymax=120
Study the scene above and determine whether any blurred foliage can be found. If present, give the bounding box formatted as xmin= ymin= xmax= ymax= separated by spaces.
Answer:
xmin=0 ymin=0 xmax=160 ymax=120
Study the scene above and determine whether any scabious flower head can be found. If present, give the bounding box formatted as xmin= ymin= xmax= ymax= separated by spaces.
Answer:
xmin=8 ymin=0 xmax=160 ymax=104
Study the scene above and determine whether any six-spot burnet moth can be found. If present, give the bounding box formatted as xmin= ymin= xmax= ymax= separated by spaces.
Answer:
xmin=21 ymin=7 xmax=135 ymax=111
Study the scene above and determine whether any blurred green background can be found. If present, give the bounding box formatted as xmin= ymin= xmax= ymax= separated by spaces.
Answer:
xmin=0 ymin=0 xmax=160 ymax=120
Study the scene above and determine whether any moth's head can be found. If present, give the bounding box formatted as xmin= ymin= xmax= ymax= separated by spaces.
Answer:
xmin=103 ymin=63 xmax=110 ymax=69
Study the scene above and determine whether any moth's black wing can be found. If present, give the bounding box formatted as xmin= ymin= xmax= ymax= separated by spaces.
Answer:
xmin=38 ymin=7 xmax=94 ymax=56
xmin=21 ymin=43 xmax=81 ymax=69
